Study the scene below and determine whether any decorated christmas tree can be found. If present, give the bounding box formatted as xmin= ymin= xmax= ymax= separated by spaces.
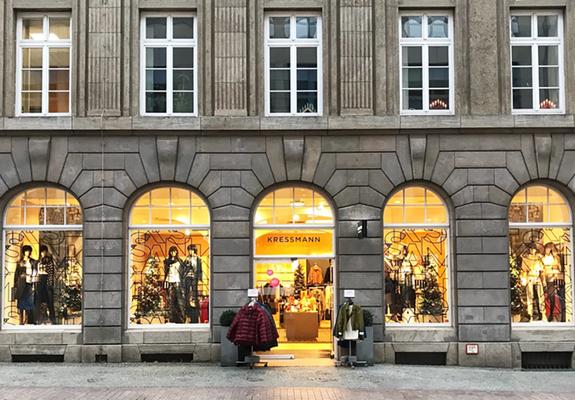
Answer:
xmin=510 ymin=254 xmax=525 ymax=319
xmin=134 ymin=257 xmax=163 ymax=322
xmin=419 ymin=265 xmax=445 ymax=318
xmin=293 ymin=263 xmax=305 ymax=299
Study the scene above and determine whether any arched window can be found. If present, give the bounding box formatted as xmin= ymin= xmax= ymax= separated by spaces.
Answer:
xmin=383 ymin=187 xmax=450 ymax=325
xmin=3 ymin=188 xmax=83 ymax=327
xmin=128 ymin=187 xmax=210 ymax=326
xmin=509 ymin=185 xmax=572 ymax=324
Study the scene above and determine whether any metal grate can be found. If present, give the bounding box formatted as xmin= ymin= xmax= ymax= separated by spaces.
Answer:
xmin=12 ymin=354 xmax=64 ymax=363
xmin=141 ymin=353 xmax=194 ymax=363
xmin=522 ymin=352 xmax=572 ymax=370
xmin=395 ymin=352 xmax=446 ymax=366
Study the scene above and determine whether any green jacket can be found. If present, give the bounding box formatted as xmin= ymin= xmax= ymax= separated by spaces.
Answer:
xmin=334 ymin=303 xmax=365 ymax=339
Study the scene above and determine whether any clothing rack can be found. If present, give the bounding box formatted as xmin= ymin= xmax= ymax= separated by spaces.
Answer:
xmin=236 ymin=295 xmax=268 ymax=369
xmin=336 ymin=295 xmax=367 ymax=369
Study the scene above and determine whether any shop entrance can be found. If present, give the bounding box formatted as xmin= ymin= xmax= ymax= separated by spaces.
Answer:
xmin=252 ymin=187 xmax=336 ymax=365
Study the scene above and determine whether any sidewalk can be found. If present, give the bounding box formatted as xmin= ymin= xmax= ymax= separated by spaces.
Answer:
xmin=0 ymin=363 xmax=574 ymax=399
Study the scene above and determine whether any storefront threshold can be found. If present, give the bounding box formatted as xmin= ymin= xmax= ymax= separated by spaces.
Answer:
xmin=126 ymin=324 xmax=210 ymax=331
xmin=1 ymin=326 xmax=81 ymax=332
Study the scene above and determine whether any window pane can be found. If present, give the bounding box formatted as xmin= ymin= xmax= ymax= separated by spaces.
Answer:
xmin=429 ymin=68 xmax=448 ymax=88
xmin=383 ymin=206 xmax=403 ymax=225
xmin=151 ymin=188 xmax=170 ymax=205
xmin=426 ymin=206 xmax=448 ymax=224
xmin=146 ymin=70 xmax=167 ymax=91
xmin=405 ymin=206 xmax=425 ymax=224
xmin=49 ymin=48 xmax=70 ymax=68
xmin=512 ymin=46 xmax=532 ymax=66
xmin=274 ymin=207 xmax=293 ymax=224
xmin=26 ymin=189 xmax=45 ymax=206
xmin=297 ymin=92 xmax=318 ymax=113
xmin=429 ymin=90 xmax=449 ymax=110
xmin=269 ymin=17 xmax=290 ymax=39
xmin=402 ymin=16 xmax=422 ymax=38
xmin=26 ymin=207 xmax=42 ymax=225
xmin=513 ymin=89 xmax=533 ymax=109
xmin=403 ymin=90 xmax=422 ymax=110
xmin=405 ymin=187 xmax=425 ymax=204
xmin=173 ymin=70 xmax=194 ymax=91
xmin=146 ymin=48 xmax=166 ymax=68
xmin=511 ymin=16 xmax=531 ymax=37
xmin=173 ymin=17 xmax=194 ymax=39
xmin=270 ymin=70 xmax=290 ymax=90
xmin=146 ymin=92 xmax=167 ymax=113
xmin=402 ymin=47 xmax=422 ymax=67
xmin=131 ymin=207 xmax=150 ymax=225
xmin=146 ymin=17 xmax=167 ymax=39
xmin=22 ymin=70 xmax=42 ymax=91
xmin=5 ymin=207 xmax=23 ymax=225
xmin=539 ymin=67 xmax=559 ymax=87
xmin=22 ymin=48 xmax=43 ymax=68
xmin=270 ymin=47 xmax=290 ymax=68
xmin=22 ymin=18 xmax=43 ymax=40
xmin=21 ymin=92 xmax=42 ymax=113
xmin=549 ymin=204 xmax=570 ymax=223
xmin=539 ymin=46 xmax=559 ymax=66
xmin=429 ymin=47 xmax=448 ymax=67
xmin=297 ymin=47 xmax=317 ymax=68
xmin=48 ymin=92 xmax=69 ymax=113
xmin=403 ymin=68 xmax=422 ymax=89
xmin=171 ymin=208 xmax=191 ymax=225
xmin=297 ymin=70 xmax=317 ymax=91
xmin=538 ymin=15 xmax=558 ymax=37
xmin=270 ymin=92 xmax=290 ymax=113
xmin=549 ymin=189 xmax=565 ymax=205
xmin=428 ymin=16 xmax=448 ymax=38
xmin=296 ymin=17 xmax=317 ymax=39
xmin=49 ymin=70 xmax=69 ymax=90
xmin=49 ymin=18 xmax=70 ymax=40
xmin=46 ymin=188 xmax=65 ymax=205
xmin=151 ymin=207 xmax=170 ymax=225
xmin=173 ymin=48 xmax=194 ymax=68
xmin=512 ymin=67 xmax=533 ymax=88
xmin=539 ymin=89 xmax=559 ymax=110
xmin=173 ymin=92 xmax=195 ymax=113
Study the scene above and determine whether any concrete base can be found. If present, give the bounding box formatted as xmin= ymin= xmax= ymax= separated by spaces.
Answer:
xmin=458 ymin=343 xmax=513 ymax=369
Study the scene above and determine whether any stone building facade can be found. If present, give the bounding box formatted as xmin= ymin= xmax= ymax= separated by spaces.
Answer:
xmin=1 ymin=0 xmax=575 ymax=368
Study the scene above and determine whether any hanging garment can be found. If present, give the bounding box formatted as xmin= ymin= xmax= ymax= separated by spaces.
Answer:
xmin=200 ymin=297 xmax=209 ymax=323
xmin=333 ymin=302 xmax=365 ymax=339
xmin=227 ymin=302 xmax=279 ymax=350
xmin=307 ymin=265 xmax=324 ymax=286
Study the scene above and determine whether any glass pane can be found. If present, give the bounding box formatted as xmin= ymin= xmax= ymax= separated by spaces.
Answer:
xmin=67 ymin=206 xmax=82 ymax=225
xmin=297 ymin=48 xmax=317 ymax=68
xmin=549 ymin=204 xmax=570 ymax=223
xmin=146 ymin=17 xmax=167 ymax=39
xmin=426 ymin=206 xmax=448 ymax=224
xmin=512 ymin=46 xmax=532 ymax=66
xmin=404 ymin=206 xmax=425 ymax=224
xmin=538 ymin=15 xmax=558 ymax=37
xmin=171 ymin=208 xmax=191 ymax=225
xmin=388 ymin=192 xmax=403 ymax=206
xmin=146 ymin=70 xmax=167 ymax=91
xmin=509 ymin=204 xmax=527 ymax=223
xmin=191 ymin=207 xmax=210 ymax=225
xmin=539 ymin=89 xmax=559 ymax=110
xmin=26 ymin=188 xmax=45 ymax=206
xmin=427 ymin=190 xmax=443 ymax=205
xmin=405 ymin=187 xmax=425 ymax=204
xmin=270 ymin=70 xmax=290 ymax=90
xmin=297 ymin=70 xmax=317 ymax=91
xmin=22 ymin=70 xmax=42 ymax=91
xmin=297 ymin=92 xmax=318 ymax=114
xmin=296 ymin=17 xmax=317 ymax=39
xmin=403 ymin=90 xmax=422 ymax=110
xmin=151 ymin=188 xmax=170 ymax=205
xmin=171 ymin=188 xmax=191 ymax=206
xmin=274 ymin=207 xmax=293 ymax=224
xmin=22 ymin=18 xmax=44 ymax=40
xmin=173 ymin=48 xmax=194 ymax=68
xmin=173 ymin=17 xmax=194 ymax=39
xmin=173 ymin=92 xmax=195 ymax=113
xmin=402 ymin=47 xmax=422 ymax=67
xmin=402 ymin=16 xmax=422 ymax=38
xmin=512 ymin=67 xmax=533 ymax=88
xmin=9 ymin=193 xmax=26 ymax=208
xmin=151 ymin=207 xmax=170 ymax=225
xmin=527 ymin=185 xmax=548 ymax=203
xmin=403 ymin=68 xmax=422 ymax=89
xmin=429 ymin=91 xmax=450 ymax=110
xmin=429 ymin=68 xmax=448 ymax=88
xmin=146 ymin=48 xmax=167 ymax=68
xmin=270 ymin=92 xmax=290 ymax=113
xmin=384 ymin=206 xmax=403 ymax=225
xmin=269 ymin=17 xmax=290 ymax=39
xmin=131 ymin=207 xmax=150 ymax=225
xmin=66 ymin=194 xmax=80 ymax=207
xmin=539 ymin=46 xmax=559 ymax=66
xmin=259 ymin=194 xmax=274 ymax=207
xmin=146 ymin=92 xmax=167 ymax=113
xmin=48 ymin=92 xmax=69 ymax=113
xmin=539 ymin=67 xmax=559 ymax=87
xmin=513 ymin=89 xmax=533 ymax=109
xmin=512 ymin=189 xmax=526 ymax=204
xmin=134 ymin=193 xmax=150 ymax=207
xmin=5 ymin=207 xmax=23 ymax=225
xmin=21 ymin=92 xmax=42 ymax=113
xmin=22 ymin=48 xmax=43 ymax=68
xmin=428 ymin=16 xmax=448 ymax=38
xmin=548 ymin=188 xmax=565 ymax=205
xmin=49 ymin=18 xmax=70 ymax=40
xmin=173 ymin=70 xmax=194 ymax=91
xmin=49 ymin=70 xmax=69 ymax=90
xmin=270 ymin=47 xmax=290 ymax=68
xmin=429 ymin=47 xmax=448 ymax=67
xmin=255 ymin=206 xmax=273 ymax=225
xmin=511 ymin=16 xmax=531 ymax=37
xmin=49 ymin=48 xmax=70 ymax=68
xmin=26 ymin=207 xmax=42 ymax=225
xmin=191 ymin=193 xmax=206 ymax=207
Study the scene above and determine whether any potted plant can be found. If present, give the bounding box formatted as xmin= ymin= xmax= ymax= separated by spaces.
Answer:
xmin=219 ymin=310 xmax=237 ymax=367
xmin=357 ymin=309 xmax=374 ymax=366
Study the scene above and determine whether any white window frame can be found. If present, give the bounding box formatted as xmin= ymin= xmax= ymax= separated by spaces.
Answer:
xmin=264 ymin=13 xmax=323 ymax=117
xmin=399 ymin=11 xmax=454 ymax=115
xmin=510 ymin=10 xmax=565 ymax=115
xmin=16 ymin=13 xmax=72 ymax=117
xmin=140 ymin=13 xmax=198 ymax=117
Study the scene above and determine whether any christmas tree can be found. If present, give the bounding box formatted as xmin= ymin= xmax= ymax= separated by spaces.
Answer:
xmin=134 ymin=257 xmax=163 ymax=322
xmin=293 ymin=263 xmax=305 ymax=299
xmin=419 ymin=265 xmax=445 ymax=319
xmin=510 ymin=254 xmax=526 ymax=319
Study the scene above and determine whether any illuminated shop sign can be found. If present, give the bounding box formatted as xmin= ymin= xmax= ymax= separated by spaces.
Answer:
xmin=254 ymin=230 xmax=334 ymax=257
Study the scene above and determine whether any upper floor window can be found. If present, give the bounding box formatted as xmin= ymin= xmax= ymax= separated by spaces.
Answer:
xmin=399 ymin=12 xmax=454 ymax=114
xmin=141 ymin=14 xmax=197 ymax=116
xmin=265 ymin=14 xmax=322 ymax=116
xmin=510 ymin=11 xmax=564 ymax=114
xmin=16 ymin=14 xmax=71 ymax=116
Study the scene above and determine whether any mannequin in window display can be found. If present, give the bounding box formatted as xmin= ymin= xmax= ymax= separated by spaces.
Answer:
xmin=384 ymin=242 xmax=406 ymax=322
xmin=399 ymin=250 xmax=417 ymax=312
xmin=63 ymin=245 xmax=82 ymax=287
xmin=35 ymin=245 xmax=57 ymax=324
xmin=521 ymin=244 xmax=547 ymax=322
xmin=324 ymin=259 xmax=334 ymax=284
xmin=164 ymin=246 xmax=185 ymax=323
xmin=182 ymin=244 xmax=203 ymax=323
xmin=13 ymin=245 xmax=37 ymax=325
xmin=542 ymin=242 xmax=564 ymax=322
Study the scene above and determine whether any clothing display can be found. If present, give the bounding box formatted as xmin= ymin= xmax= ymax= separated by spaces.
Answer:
xmin=164 ymin=250 xmax=186 ymax=323
xmin=227 ymin=301 xmax=279 ymax=351
xmin=35 ymin=249 xmax=57 ymax=324
xmin=183 ymin=252 xmax=203 ymax=323
xmin=307 ymin=264 xmax=323 ymax=285
xmin=334 ymin=300 xmax=365 ymax=340
xmin=521 ymin=250 xmax=547 ymax=321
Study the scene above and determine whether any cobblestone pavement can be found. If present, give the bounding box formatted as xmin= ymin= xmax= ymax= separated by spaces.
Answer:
xmin=0 ymin=363 xmax=575 ymax=399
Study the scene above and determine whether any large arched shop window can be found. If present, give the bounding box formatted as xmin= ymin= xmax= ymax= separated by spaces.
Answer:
xmin=3 ymin=188 xmax=83 ymax=327
xmin=129 ymin=187 xmax=210 ymax=326
xmin=383 ymin=187 xmax=450 ymax=324
xmin=253 ymin=187 xmax=335 ymax=329
xmin=509 ymin=185 xmax=573 ymax=324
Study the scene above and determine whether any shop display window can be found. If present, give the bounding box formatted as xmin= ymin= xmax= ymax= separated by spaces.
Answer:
xmin=2 ymin=188 xmax=82 ymax=327
xmin=129 ymin=188 xmax=210 ymax=326
xmin=383 ymin=187 xmax=450 ymax=324
xmin=509 ymin=185 xmax=573 ymax=323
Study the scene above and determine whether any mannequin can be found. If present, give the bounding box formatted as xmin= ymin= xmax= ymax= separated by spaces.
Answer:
xmin=182 ymin=244 xmax=203 ymax=323
xmin=164 ymin=246 xmax=185 ymax=323
xmin=14 ymin=245 xmax=37 ymax=325
xmin=521 ymin=244 xmax=547 ymax=321
xmin=36 ymin=245 xmax=57 ymax=324
xmin=542 ymin=242 xmax=563 ymax=321
xmin=323 ymin=259 xmax=334 ymax=284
